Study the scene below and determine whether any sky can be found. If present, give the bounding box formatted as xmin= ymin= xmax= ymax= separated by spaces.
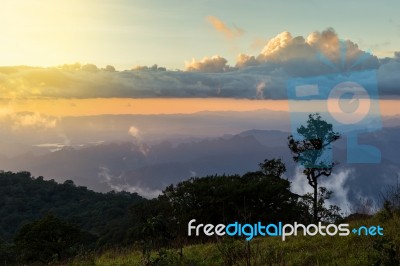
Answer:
xmin=0 ymin=0 xmax=399 ymax=119
xmin=0 ymin=0 xmax=399 ymax=70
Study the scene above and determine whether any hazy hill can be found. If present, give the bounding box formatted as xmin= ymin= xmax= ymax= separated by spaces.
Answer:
xmin=1 ymin=122 xmax=399 ymax=206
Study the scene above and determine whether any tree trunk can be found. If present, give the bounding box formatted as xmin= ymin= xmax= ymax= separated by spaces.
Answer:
xmin=313 ymin=176 xmax=318 ymax=223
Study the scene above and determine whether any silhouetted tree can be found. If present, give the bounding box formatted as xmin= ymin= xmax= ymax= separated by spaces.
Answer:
xmin=259 ymin=158 xmax=286 ymax=178
xmin=288 ymin=113 xmax=340 ymax=223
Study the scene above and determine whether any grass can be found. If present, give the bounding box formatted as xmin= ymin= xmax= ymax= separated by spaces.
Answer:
xmin=67 ymin=212 xmax=400 ymax=266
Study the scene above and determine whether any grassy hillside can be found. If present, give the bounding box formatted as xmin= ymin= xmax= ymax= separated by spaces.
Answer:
xmin=69 ymin=213 xmax=400 ymax=266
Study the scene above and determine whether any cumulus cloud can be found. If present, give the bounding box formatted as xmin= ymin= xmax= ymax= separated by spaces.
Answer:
xmin=81 ymin=64 xmax=100 ymax=73
xmin=260 ymin=31 xmax=296 ymax=58
xmin=103 ymin=65 xmax=116 ymax=72
xmin=235 ymin=54 xmax=259 ymax=68
xmin=185 ymin=55 xmax=231 ymax=72
xmin=0 ymin=28 xmax=398 ymax=99
xmin=206 ymin=16 xmax=245 ymax=39
xmin=244 ymin=28 xmax=379 ymax=72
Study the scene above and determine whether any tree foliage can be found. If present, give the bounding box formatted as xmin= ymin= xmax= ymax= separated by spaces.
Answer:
xmin=300 ymin=187 xmax=343 ymax=223
xmin=14 ymin=214 xmax=83 ymax=264
xmin=259 ymin=158 xmax=286 ymax=178
xmin=288 ymin=113 xmax=341 ymax=223
xmin=130 ymin=160 xmax=307 ymax=250
xmin=0 ymin=171 xmax=145 ymax=246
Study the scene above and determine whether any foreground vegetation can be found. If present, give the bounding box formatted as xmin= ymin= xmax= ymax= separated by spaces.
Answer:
xmin=68 ymin=211 xmax=400 ymax=266
xmin=0 ymin=170 xmax=146 ymax=263
xmin=0 ymin=163 xmax=310 ymax=264
xmin=1 ymin=165 xmax=399 ymax=265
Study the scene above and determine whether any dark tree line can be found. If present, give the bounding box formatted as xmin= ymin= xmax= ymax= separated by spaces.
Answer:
xmin=0 ymin=171 xmax=145 ymax=245
xmin=129 ymin=159 xmax=313 ymax=252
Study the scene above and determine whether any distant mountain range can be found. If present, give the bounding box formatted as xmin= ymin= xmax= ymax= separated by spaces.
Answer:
xmin=1 ymin=109 xmax=399 ymax=207
xmin=1 ymin=125 xmax=399 ymax=206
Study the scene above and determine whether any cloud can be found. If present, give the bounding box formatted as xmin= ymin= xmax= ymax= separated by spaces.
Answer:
xmin=290 ymin=167 xmax=353 ymax=212
xmin=235 ymin=54 xmax=259 ymax=68
xmin=98 ymin=166 xmax=161 ymax=199
xmin=58 ymin=133 xmax=71 ymax=146
xmin=185 ymin=55 xmax=231 ymax=72
xmin=81 ymin=64 xmax=100 ymax=73
xmin=255 ymin=81 xmax=266 ymax=99
xmin=0 ymin=103 xmax=57 ymax=129
xmin=14 ymin=112 xmax=57 ymax=129
xmin=319 ymin=169 xmax=353 ymax=213
xmin=206 ymin=16 xmax=244 ymax=39
xmin=0 ymin=28 xmax=398 ymax=100
xmin=189 ymin=170 xmax=197 ymax=177
xmin=248 ymin=28 xmax=379 ymax=72
xmin=259 ymin=31 xmax=297 ymax=58
xmin=289 ymin=167 xmax=312 ymax=195
xmin=128 ymin=126 xmax=149 ymax=155
xmin=128 ymin=126 xmax=140 ymax=138
xmin=377 ymin=60 xmax=400 ymax=97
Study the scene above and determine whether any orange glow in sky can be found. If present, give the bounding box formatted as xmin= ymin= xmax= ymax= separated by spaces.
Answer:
xmin=2 ymin=98 xmax=399 ymax=117
xmin=3 ymin=98 xmax=287 ymax=116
